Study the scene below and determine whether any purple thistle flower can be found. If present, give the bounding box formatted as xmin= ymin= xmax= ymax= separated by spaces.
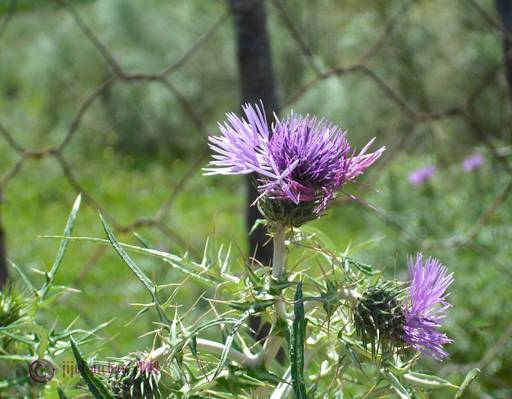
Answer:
xmin=205 ymin=103 xmax=385 ymax=212
xmin=462 ymin=153 xmax=484 ymax=172
xmin=403 ymin=253 xmax=454 ymax=359
xmin=408 ymin=166 xmax=435 ymax=185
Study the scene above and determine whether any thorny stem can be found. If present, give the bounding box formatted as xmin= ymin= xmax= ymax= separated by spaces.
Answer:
xmin=146 ymin=339 xmax=262 ymax=369
xmin=145 ymin=226 xmax=362 ymax=394
xmin=271 ymin=224 xmax=292 ymax=320
xmin=265 ymin=226 xmax=360 ymax=397
xmin=271 ymin=223 xmax=286 ymax=279
xmin=263 ymin=328 xmax=284 ymax=369
xmin=263 ymin=224 xmax=290 ymax=369
xmin=144 ymin=235 xmax=362 ymax=399
xmin=196 ymin=338 xmax=261 ymax=369
xmin=147 ymin=344 xmax=170 ymax=362
xmin=263 ymin=226 xmax=361 ymax=371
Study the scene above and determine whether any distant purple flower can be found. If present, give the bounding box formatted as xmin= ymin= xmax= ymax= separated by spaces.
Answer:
xmin=462 ymin=153 xmax=484 ymax=172
xmin=408 ymin=166 xmax=435 ymax=185
xmin=403 ymin=253 xmax=454 ymax=359
xmin=205 ymin=103 xmax=385 ymax=211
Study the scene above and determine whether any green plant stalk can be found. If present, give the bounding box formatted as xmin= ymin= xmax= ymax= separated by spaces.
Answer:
xmin=263 ymin=325 xmax=284 ymax=369
xmin=264 ymin=224 xmax=290 ymax=369
xmin=262 ymin=226 xmax=360 ymax=370
xmin=264 ymin=226 xmax=362 ymax=395
xmin=1 ymin=322 xmax=49 ymax=359
xmin=272 ymin=224 xmax=286 ymax=279
xmin=196 ymin=338 xmax=261 ymax=368
xmin=272 ymin=224 xmax=292 ymax=320
xmin=146 ymin=339 xmax=262 ymax=369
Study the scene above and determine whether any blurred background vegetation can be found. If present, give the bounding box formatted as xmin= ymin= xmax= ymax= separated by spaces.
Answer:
xmin=1 ymin=0 xmax=511 ymax=397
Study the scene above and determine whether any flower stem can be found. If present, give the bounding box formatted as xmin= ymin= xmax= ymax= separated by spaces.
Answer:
xmin=147 ymin=344 xmax=170 ymax=362
xmin=262 ymin=224 xmax=290 ymax=369
xmin=146 ymin=339 xmax=262 ymax=369
xmin=272 ymin=224 xmax=286 ymax=279
xmin=196 ymin=338 xmax=261 ymax=369
xmin=271 ymin=223 xmax=292 ymax=319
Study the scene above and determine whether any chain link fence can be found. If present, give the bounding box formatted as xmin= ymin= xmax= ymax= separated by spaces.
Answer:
xmin=1 ymin=0 xmax=511 ymax=391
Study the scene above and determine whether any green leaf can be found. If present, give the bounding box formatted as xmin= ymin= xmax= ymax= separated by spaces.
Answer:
xmin=99 ymin=212 xmax=171 ymax=325
xmin=9 ymin=260 xmax=37 ymax=294
xmin=0 ymin=330 xmax=34 ymax=345
xmin=384 ymin=371 xmax=410 ymax=399
xmin=344 ymin=256 xmax=379 ymax=276
xmin=340 ymin=341 xmax=364 ymax=373
xmin=39 ymin=194 xmax=81 ymax=299
xmin=133 ymin=232 xmax=151 ymax=248
xmin=57 ymin=387 xmax=69 ymax=399
xmin=404 ymin=371 xmax=458 ymax=389
xmin=243 ymin=261 xmax=263 ymax=289
xmin=0 ymin=354 xmax=35 ymax=361
xmin=0 ymin=376 xmax=30 ymax=389
xmin=290 ymin=282 xmax=308 ymax=399
xmin=454 ymin=368 xmax=480 ymax=398
xmin=70 ymin=337 xmax=114 ymax=399
xmin=0 ymin=322 xmax=49 ymax=358
xmin=299 ymin=225 xmax=337 ymax=249
xmin=42 ymin=235 xmax=218 ymax=286
xmin=268 ymin=278 xmax=296 ymax=295
xmin=249 ymin=368 xmax=285 ymax=385
xmin=212 ymin=310 xmax=252 ymax=379
xmin=189 ymin=336 xmax=198 ymax=357
xmin=100 ymin=212 xmax=153 ymax=293
xmin=167 ymin=317 xmax=241 ymax=360
xmin=227 ymin=299 xmax=274 ymax=313
xmin=248 ymin=218 xmax=267 ymax=236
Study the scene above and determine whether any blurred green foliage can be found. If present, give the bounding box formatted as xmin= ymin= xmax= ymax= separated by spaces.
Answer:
xmin=0 ymin=0 xmax=511 ymax=397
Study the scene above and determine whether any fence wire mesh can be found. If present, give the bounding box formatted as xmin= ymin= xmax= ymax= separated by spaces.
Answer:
xmin=0 ymin=0 xmax=511 ymax=387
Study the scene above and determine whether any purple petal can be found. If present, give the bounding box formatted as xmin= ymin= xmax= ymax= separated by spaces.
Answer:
xmin=403 ymin=253 xmax=454 ymax=360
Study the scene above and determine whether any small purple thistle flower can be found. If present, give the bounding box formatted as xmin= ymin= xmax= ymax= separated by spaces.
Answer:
xmin=408 ymin=166 xmax=435 ymax=185
xmin=205 ymin=103 xmax=385 ymax=213
xmin=462 ymin=153 xmax=484 ymax=172
xmin=403 ymin=253 xmax=454 ymax=359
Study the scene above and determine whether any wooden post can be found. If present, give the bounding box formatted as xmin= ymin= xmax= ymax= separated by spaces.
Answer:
xmin=228 ymin=0 xmax=278 ymax=267
xmin=228 ymin=0 xmax=279 ymax=345
xmin=496 ymin=0 xmax=512 ymax=98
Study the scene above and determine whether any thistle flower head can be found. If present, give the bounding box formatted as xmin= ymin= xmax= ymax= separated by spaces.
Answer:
xmin=462 ymin=153 xmax=484 ymax=172
xmin=107 ymin=355 xmax=161 ymax=399
xmin=354 ymin=253 xmax=453 ymax=360
xmin=403 ymin=253 xmax=454 ymax=359
xmin=408 ymin=166 xmax=435 ymax=185
xmin=205 ymin=103 xmax=385 ymax=223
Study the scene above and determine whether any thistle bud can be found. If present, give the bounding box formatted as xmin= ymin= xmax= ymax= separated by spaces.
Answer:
xmin=108 ymin=355 xmax=161 ymax=399
xmin=0 ymin=286 xmax=26 ymax=328
xmin=257 ymin=196 xmax=319 ymax=227
xmin=353 ymin=283 xmax=405 ymax=356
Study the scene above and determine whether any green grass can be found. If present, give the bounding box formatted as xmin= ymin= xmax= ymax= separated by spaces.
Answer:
xmin=1 ymin=0 xmax=512 ymax=397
